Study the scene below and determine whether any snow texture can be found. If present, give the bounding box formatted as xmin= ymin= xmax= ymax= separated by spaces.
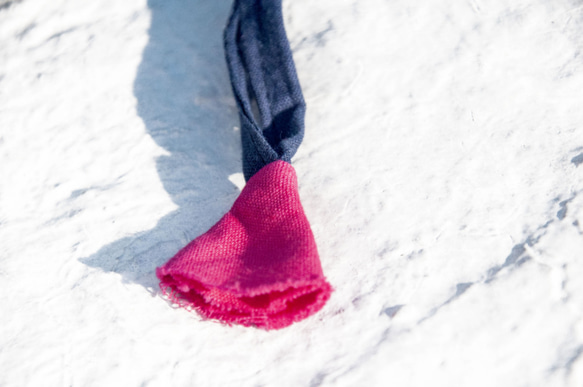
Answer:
xmin=1 ymin=0 xmax=583 ymax=386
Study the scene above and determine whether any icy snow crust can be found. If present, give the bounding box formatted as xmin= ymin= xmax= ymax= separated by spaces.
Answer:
xmin=1 ymin=0 xmax=583 ymax=386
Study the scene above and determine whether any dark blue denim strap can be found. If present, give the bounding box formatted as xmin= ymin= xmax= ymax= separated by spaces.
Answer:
xmin=224 ymin=0 xmax=306 ymax=181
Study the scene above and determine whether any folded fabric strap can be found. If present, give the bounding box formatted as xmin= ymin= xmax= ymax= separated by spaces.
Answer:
xmin=224 ymin=0 xmax=306 ymax=181
xmin=157 ymin=0 xmax=332 ymax=329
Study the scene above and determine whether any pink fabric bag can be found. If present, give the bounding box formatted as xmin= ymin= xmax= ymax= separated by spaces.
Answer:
xmin=157 ymin=161 xmax=332 ymax=329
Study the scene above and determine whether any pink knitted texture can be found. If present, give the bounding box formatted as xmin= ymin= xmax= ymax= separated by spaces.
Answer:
xmin=156 ymin=161 xmax=332 ymax=330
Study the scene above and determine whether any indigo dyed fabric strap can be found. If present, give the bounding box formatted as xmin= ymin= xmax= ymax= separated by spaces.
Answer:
xmin=224 ymin=0 xmax=305 ymax=181
xmin=156 ymin=0 xmax=332 ymax=330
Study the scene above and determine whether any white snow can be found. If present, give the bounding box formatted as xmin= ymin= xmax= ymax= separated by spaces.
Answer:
xmin=1 ymin=0 xmax=583 ymax=385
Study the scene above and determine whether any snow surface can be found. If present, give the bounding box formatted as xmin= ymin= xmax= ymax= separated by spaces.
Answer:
xmin=2 ymin=0 xmax=583 ymax=385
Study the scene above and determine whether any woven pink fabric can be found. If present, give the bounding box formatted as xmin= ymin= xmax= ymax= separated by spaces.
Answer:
xmin=157 ymin=161 xmax=332 ymax=329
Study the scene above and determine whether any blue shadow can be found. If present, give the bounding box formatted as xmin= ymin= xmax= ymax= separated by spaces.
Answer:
xmin=81 ymin=0 xmax=241 ymax=290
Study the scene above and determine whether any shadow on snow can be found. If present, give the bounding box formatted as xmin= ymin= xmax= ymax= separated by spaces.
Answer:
xmin=81 ymin=0 xmax=240 ymax=291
